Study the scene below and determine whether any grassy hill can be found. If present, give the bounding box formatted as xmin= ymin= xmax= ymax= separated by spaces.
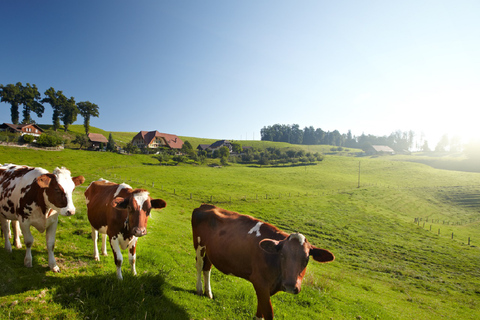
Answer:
xmin=0 ymin=144 xmax=479 ymax=319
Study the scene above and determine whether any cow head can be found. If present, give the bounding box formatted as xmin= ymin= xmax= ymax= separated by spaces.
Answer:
xmin=37 ymin=167 xmax=85 ymax=216
xmin=112 ymin=189 xmax=167 ymax=237
xmin=259 ymin=233 xmax=334 ymax=294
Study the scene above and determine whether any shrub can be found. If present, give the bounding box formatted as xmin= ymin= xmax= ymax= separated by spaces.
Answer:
xmin=22 ymin=134 xmax=35 ymax=144
xmin=36 ymin=133 xmax=64 ymax=147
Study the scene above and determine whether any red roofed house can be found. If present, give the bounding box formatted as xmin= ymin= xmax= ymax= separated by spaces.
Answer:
xmin=131 ymin=131 xmax=184 ymax=150
xmin=0 ymin=123 xmax=44 ymax=137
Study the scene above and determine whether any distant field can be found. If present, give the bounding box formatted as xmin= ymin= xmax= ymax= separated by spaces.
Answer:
xmin=1 ymin=145 xmax=479 ymax=319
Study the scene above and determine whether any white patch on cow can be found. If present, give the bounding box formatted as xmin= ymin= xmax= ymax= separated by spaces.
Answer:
xmin=289 ymin=233 xmax=306 ymax=245
xmin=197 ymin=236 xmax=201 ymax=245
xmin=248 ymin=222 xmax=263 ymax=237
xmin=133 ymin=191 xmax=149 ymax=210
xmin=45 ymin=167 xmax=76 ymax=216
xmin=113 ymin=183 xmax=133 ymax=198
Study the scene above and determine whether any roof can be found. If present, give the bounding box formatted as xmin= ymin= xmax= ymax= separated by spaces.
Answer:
xmin=0 ymin=123 xmax=44 ymax=133
xmin=197 ymin=144 xmax=211 ymax=150
xmin=371 ymin=145 xmax=394 ymax=153
xmin=209 ymin=140 xmax=231 ymax=149
xmin=132 ymin=131 xmax=184 ymax=149
xmin=88 ymin=133 xmax=108 ymax=143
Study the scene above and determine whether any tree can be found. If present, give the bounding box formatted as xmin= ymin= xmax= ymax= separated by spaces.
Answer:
xmin=73 ymin=134 xmax=88 ymax=149
xmin=77 ymin=101 xmax=99 ymax=135
xmin=231 ymin=142 xmax=242 ymax=153
xmin=41 ymin=87 xmax=67 ymax=131
xmin=60 ymin=97 xmax=78 ymax=132
xmin=0 ymin=83 xmax=22 ymax=124
xmin=124 ymin=142 xmax=139 ymax=154
xmin=19 ymin=83 xmax=44 ymax=124
xmin=435 ymin=134 xmax=449 ymax=152
xmin=106 ymin=133 xmax=116 ymax=152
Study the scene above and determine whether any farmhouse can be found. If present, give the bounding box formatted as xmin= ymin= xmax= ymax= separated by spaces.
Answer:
xmin=132 ymin=131 xmax=184 ymax=150
xmin=366 ymin=145 xmax=395 ymax=155
xmin=207 ymin=140 xmax=233 ymax=152
xmin=0 ymin=123 xmax=44 ymax=137
xmin=87 ymin=133 xmax=108 ymax=150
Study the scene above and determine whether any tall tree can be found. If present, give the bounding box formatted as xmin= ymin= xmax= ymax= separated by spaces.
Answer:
xmin=60 ymin=97 xmax=78 ymax=132
xmin=19 ymin=83 xmax=44 ymax=124
xmin=0 ymin=83 xmax=22 ymax=124
xmin=41 ymin=87 xmax=67 ymax=131
xmin=106 ymin=133 xmax=116 ymax=152
xmin=77 ymin=101 xmax=99 ymax=135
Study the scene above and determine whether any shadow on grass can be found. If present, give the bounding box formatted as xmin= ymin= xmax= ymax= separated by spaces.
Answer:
xmin=53 ymin=273 xmax=190 ymax=319
xmin=0 ymin=248 xmax=190 ymax=319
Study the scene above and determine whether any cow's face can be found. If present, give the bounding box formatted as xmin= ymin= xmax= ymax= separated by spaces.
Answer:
xmin=260 ymin=233 xmax=335 ymax=294
xmin=37 ymin=167 xmax=85 ymax=216
xmin=112 ymin=190 xmax=166 ymax=237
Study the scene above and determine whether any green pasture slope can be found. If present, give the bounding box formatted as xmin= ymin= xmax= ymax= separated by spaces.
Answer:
xmin=0 ymin=145 xmax=479 ymax=319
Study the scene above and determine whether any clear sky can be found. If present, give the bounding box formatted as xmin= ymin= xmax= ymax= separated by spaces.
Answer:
xmin=1 ymin=1 xmax=479 ymax=146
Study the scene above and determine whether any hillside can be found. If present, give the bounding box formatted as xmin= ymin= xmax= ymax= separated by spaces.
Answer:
xmin=0 ymin=143 xmax=479 ymax=319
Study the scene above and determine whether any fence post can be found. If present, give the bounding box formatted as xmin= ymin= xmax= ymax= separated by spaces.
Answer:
xmin=468 ymin=237 xmax=470 ymax=245
xmin=438 ymin=229 xmax=440 ymax=235
xmin=451 ymin=232 xmax=454 ymax=239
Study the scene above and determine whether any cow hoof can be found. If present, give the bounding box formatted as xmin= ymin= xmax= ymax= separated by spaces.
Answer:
xmin=205 ymin=292 xmax=213 ymax=299
xmin=52 ymin=266 xmax=60 ymax=273
xmin=15 ymin=243 xmax=22 ymax=249
xmin=94 ymin=256 xmax=100 ymax=261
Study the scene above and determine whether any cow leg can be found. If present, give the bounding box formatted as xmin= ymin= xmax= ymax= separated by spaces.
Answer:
xmin=0 ymin=218 xmax=13 ymax=253
xmin=92 ymin=227 xmax=100 ymax=261
xmin=109 ymin=237 xmax=123 ymax=280
xmin=101 ymin=233 xmax=108 ymax=256
xmin=195 ymin=244 xmax=213 ymax=298
xmin=128 ymin=237 xmax=138 ymax=276
xmin=45 ymin=215 xmax=60 ymax=272
xmin=253 ymin=285 xmax=274 ymax=320
xmin=19 ymin=223 xmax=34 ymax=268
xmin=12 ymin=220 xmax=22 ymax=249
xmin=202 ymin=255 xmax=213 ymax=299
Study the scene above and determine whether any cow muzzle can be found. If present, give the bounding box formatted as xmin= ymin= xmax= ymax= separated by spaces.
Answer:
xmin=132 ymin=227 xmax=147 ymax=237
xmin=60 ymin=208 xmax=76 ymax=216
xmin=283 ymin=283 xmax=300 ymax=294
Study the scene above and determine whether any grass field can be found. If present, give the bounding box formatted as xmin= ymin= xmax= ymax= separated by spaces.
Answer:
xmin=0 ymin=143 xmax=479 ymax=319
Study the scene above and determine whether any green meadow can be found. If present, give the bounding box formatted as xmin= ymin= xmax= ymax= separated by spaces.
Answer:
xmin=0 ymin=142 xmax=479 ymax=319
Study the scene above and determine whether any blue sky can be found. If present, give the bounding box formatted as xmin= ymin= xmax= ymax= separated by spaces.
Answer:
xmin=1 ymin=1 xmax=479 ymax=146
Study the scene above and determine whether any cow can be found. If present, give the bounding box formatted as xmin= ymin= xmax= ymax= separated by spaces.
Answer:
xmin=191 ymin=204 xmax=335 ymax=320
xmin=0 ymin=164 xmax=85 ymax=272
xmin=84 ymin=179 xmax=167 ymax=280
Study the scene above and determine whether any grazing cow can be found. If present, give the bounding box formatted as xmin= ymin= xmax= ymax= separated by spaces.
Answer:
xmin=84 ymin=179 xmax=167 ymax=279
xmin=192 ymin=204 xmax=335 ymax=320
xmin=0 ymin=164 xmax=85 ymax=272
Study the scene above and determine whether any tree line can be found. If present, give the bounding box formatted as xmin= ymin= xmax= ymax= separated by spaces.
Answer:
xmin=0 ymin=82 xmax=99 ymax=135
xmin=260 ymin=124 xmax=459 ymax=152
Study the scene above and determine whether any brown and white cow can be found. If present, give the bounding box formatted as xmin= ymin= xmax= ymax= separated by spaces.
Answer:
xmin=0 ymin=164 xmax=85 ymax=272
xmin=84 ymin=179 xmax=167 ymax=279
xmin=192 ymin=204 xmax=335 ymax=320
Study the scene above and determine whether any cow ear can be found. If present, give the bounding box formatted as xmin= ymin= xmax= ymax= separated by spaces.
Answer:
xmin=259 ymin=239 xmax=281 ymax=254
xmin=310 ymin=246 xmax=335 ymax=263
xmin=151 ymin=199 xmax=167 ymax=209
xmin=72 ymin=176 xmax=85 ymax=186
xmin=112 ymin=197 xmax=128 ymax=210
xmin=36 ymin=174 xmax=52 ymax=188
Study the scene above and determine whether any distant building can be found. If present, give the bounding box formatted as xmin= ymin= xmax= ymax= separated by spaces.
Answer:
xmin=87 ymin=133 xmax=108 ymax=150
xmin=131 ymin=131 xmax=184 ymax=150
xmin=0 ymin=123 xmax=44 ymax=137
xmin=208 ymin=140 xmax=233 ymax=152
xmin=366 ymin=145 xmax=395 ymax=155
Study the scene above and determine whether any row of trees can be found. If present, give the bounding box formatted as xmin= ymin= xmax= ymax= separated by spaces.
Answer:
xmin=261 ymin=124 xmax=460 ymax=153
xmin=0 ymin=82 xmax=99 ymax=135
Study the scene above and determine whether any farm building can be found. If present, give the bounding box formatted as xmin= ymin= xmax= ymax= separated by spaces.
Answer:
xmin=0 ymin=123 xmax=44 ymax=137
xmin=366 ymin=145 xmax=395 ymax=155
xmin=87 ymin=133 xmax=108 ymax=150
xmin=208 ymin=140 xmax=233 ymax=152
xmin=131 ymin=131 xmax=184 ymax=150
